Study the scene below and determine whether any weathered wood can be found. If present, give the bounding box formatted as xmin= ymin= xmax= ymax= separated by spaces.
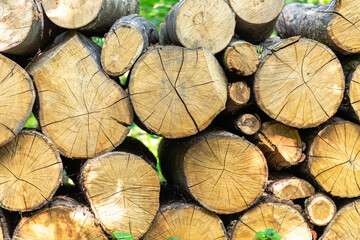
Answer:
xmin=234 ymin=113 xmax=261 ymax=135
xmin=101 ymin=14 xmax=159 ymax=76
xmin=142 ymin=203 xmax=227 ymax=240
xmin=160 ymin=0 xmax=235 ymax=54
xmin=0 ymin=54 xmax=35 ymax=147
xmin=12 ymin=196 xmax=107 ymax=240
xmin=41 ymin=0 xmax=139 ymax=32
xmin=254 ymin=37 xmax=345 ymax=128
xmin=225 ymin=81 xmax=251 ymax=114
xmin=346 ymin=64 xmax=360 ymax=122
xmin=305 ymin=193 xmax=336 ymax=226
xmin=158 ymin=130 xmax=268 ymax=214
xmin=0 ymin=130 xmax=62 ymax=212
xmin=276 ymin=1 xmax=360 ymax=55
xmin=27 ymin=31 xmax=133 ymax=159
xmin=129 ymin=46 xmax=227 ymax=138
xmin=228 ymin=0 xmax=285 ymax=43
xmin=79 ymin=152 xmax=160 ymax=239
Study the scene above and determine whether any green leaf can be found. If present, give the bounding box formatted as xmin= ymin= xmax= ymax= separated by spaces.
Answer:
xmin=264 ymin=228 xmax=282 ymax=240
xmin=255 ymin=231 xmax=266 ymax=240
xmin=24 ymin=112 xmax=39 ymax=129
xmin=113 ymin=232 xmax=134 ymax=240
xmin=168 ymin=238 xmax=181 ymax=240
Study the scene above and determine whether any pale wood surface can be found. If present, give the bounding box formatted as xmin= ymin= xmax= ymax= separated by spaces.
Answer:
xmin=305 ymin=193 xmax=336 ymax=226
xmin=226 ymin=81 xmax=250 ymax=114
xmin=234 ymin=113 xmax=261 ymax=135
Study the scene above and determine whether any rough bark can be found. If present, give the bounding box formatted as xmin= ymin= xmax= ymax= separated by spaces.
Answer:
xmin=101 ymin=14 xmax=159 ymax=76
xmin=160 ymin=0 xmax=236 ymax=54
xmin=158 ymin=130 xmax=268 ymax=214
xmin=225 ymin=81 xmax=251 ymax=114
xmin=234 ymin=113 xmax=262 ymax=135
xmin=27 ymin=31 xmax=133 ymax=159
xmin=0 ymin=209 xmax=9 ymax=240
xmin=276 ymin=1 xmax=360 ymax=55
xmin=305 ymin=193 xmax=336 ymax=226
xmin=129 ymin=46 xmax=227 ymax=138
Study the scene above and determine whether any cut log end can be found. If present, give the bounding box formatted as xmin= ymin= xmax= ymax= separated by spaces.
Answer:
xmin=226 ymin=81 xmax=251 ymax=114
xmin=267 ymin=176 xmax=315 ymax=200
xmin=305 ymin=194 xmax=336 ymax=226
xmin=349 ymin=64 xmax=360 ymax=121
xmin=234 ymin=113 xmax=261 ymax=135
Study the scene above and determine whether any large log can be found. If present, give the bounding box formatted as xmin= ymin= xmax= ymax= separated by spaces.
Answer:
xmin=79 ymin=152 xmax=160 ymax=239
xmin=0 ymin=54 xmax=35 ymax=147
xmin=27 ymin=31 xmax=133 ymax=159
xmin=0 ymin=130 xmax=63 ymax=212
xmin=101 ymin=14 xmax=159 ymax=76
xmin=160 ymin=0 xmax=235 ymax=54
xmin=129 ymin=46 xmax=227 ymax=138
xmin=12 ymin=196 xmax=107 ymax=240
xmin=158 ymin=131 xmax=268 ymax=214
xmin=41 ymin=0 xmax=139 ymax=32
xmin=346 ymin=64 xmax=360 ymax=121
xmin=142 ymin=203 xmax=227 ymax=240
xmin=254 ymin=37 xmax=345 ymax=128
xmin=305 ymin=193 xmax=336 ymax=227
xmin=276 ymin=1 xmax=360 ymax=55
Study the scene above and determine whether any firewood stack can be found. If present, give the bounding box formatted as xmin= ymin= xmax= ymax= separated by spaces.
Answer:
xmin=0 ymin=0 xmax=359 ymax=239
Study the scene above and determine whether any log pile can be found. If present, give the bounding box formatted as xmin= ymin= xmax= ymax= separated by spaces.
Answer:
xmin=1 ymin=0 xmax=360 ymax=239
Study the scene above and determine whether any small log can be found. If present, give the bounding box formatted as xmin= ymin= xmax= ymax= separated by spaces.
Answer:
xmin=234 ymin=113 xmax=261 ymax=135
xmin=160 ymin=0 xmax=235 ymax=54
xmin=0 ymin=130 xmax=63 ymax=212
xmin=41 ymin=0 xmax=139 ymax=32
xmin=0 ymin=209 xmax=9 ymax=240
xmin=12 ymin=196 xmax=107 ymax=240
xmin=228 ymin=0 xmax=285 ymax=43
xmin=142 ymin=203 xmax=227 ymax=240
xmin=225 ymin=81 xmax=251 ymax=114
xmin=320 ymin=199 xmax=360 ymax=239
xmin=222 ymin=40 xmax=259 ymax=76
xmin=305 ymin=193 xmax=336 ymax=227
xmin=129 ymin=46 xmax=227 ymax=138
xmin=275 ymin=1 xmax=360 ymax=54
xmin=101 ymin=14 xmax=159 ymax=76
xmin=230 ymin=201 xmax=312 ymax=240
xmin=253 ymin=121 xmax=306 ymax=171
xmin=254 ymin=37 xmax=345 ymax=128
xmin=158 ymin=131 xmax=268 ymax=214
xmin=79 ymin=152 xmax=160 ymax=239
xmin=27 ymin=31 xmax=133 ymax=159
xmin=0 ymin=54 xmax=35 ymax=147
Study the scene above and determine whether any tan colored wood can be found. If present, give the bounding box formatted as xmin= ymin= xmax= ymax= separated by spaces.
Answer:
xmin=0 ymin=54 xmax=35 ymax=147
xmin=142 ymin=203 xmax=227 ymax=240
xmin=255 ymin=37 xmax=344 ymax=128
xmin=305 ymin=193 xmax=336 ymax=226
xmin=0 ymin=130 xmax=62 ymax=212
xmin=12 ymin=196 xmax=107 ymax=240
xmin=228 ymin=0 xmax=285 ymax=43
xmin=234 ymin=113 xmax=261 ymax=135
xmin=159 ymin=131 xmax=268 ymax=214
xmin=309 ymin=120 xmax=360 ymax=198
xmin=348 ymin=64 xmax=360 ymax=121
xmin=27 ymin=31 xmax=133 ymax=159
xmin=101 ymin=14 xmax=159 ymax=76
xmin=225 ymin=81 xmax=250 ymax=114
xmin=41 ymin=0 xmax=139 ymax=32
xmin=230 ymin=202 xmax=312 ymax=240
xmin=160 ymin=0 xmax=235 ymax=54
xmin=129 ymin=46 xmax=227 ymax=138
xmin=80 ymin=152 xmax=160 ymax=240
xmin=254 ymin=121 xmax=306 ymax=171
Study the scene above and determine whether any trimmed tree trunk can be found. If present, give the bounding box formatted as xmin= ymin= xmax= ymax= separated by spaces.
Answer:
xmin=230 ymin=201 xmax=312 ymax=240
xmin=101 ymin=14 xmax=159 ymax=76
xmin=254 ymin=37 xmax=345 ymax=128
xmin=253 ymin=121 xmax=306 ymax=171
xmin=234 ymin=113 xmax=262 ymax=135
xmin=346 ymin=64 xmax=360 ymax=121
xmin=305 ymin=193 xmax=336 ymax=227
xmin=225 ymin=81 xmax=251 ymax=114
xmin=275 ymin=1 xmax=360 ymax=55
xmin=0 ymin=54 xmax=35 ymax=147
xmin=27 ymin=31 xmax=133 ymax=159
xmin=142 ymin=203 xmax=227 ymax=240
xmin=158 ymin=130 xmax=268 ymax=214
xmin=228 ymin=0 xmax=285 ymax=43
xmin=0 ymin=130 xmax=63 ymax=212
xmin=41 ymin=0 xmax=139 ymax=32
xmin=12 ymin=196 xmax=107 ymax=240
xmin=0 ymin=209 xmax=9 ymax=240
xmin=129 ymin=46 xmax=227 ymax=138
xmin=160 ymin=0 xmax=235 ymax=54
xmin=79 ymin=152 xmax=160 ymax=240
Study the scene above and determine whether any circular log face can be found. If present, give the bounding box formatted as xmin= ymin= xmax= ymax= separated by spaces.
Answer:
xmin=0 ymin=131 xmax=62 ymax=212
xmin=184 ymin=132 xmax=267 ymax=214
xmin=0 ymin=55 xmax=35 ymax=147
xmin=309 ymin=121 xmax=360 ymax=197
xmin=255 ymin=37 xmax=344 ymax=128
xmin=229 ymin=0 xmax=285 ymax=24
xmin=142 ymin=203 xmax=227 ymax=240
xmin=225 ymin=41 xmax=259 ymax=76
xmin=328 ymin=0 xmax=360 ymax=53
xmin=80 ymin=152 xmax=160 ymax=239
xmin=231 ymin=202 xmax=312 ymax=240
xmin=349 ymin=64 xmax=360 ymax=119
xmin=129 ymin=46 xmax=227 ymax=138
xmin=306 ymin=194 xmax=336 ymax=226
